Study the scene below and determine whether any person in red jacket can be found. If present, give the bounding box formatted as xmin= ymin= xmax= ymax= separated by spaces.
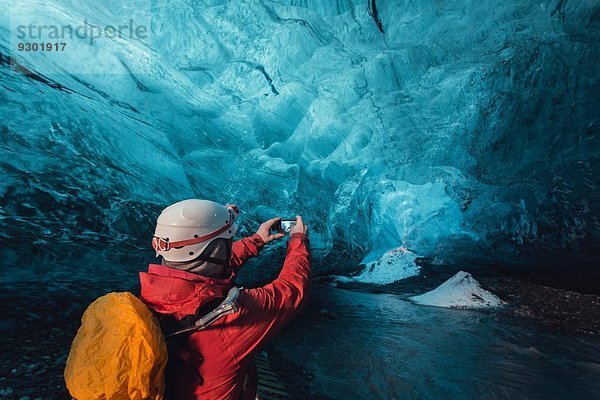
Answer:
xmin=140 ymin=199 xmax=311 ymax=400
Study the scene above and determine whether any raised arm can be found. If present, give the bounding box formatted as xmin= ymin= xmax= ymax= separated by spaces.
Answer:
xmin=230 ymin=234 xmax=265 ymax=269
xmin=230 ymin=217 xmax=285 ymax=269
xmin=222 ymin=217 xmax=311 ymax=361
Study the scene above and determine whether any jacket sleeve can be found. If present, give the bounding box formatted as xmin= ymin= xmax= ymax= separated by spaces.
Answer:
xmin=221 ymin=233 xmax=311 ymax=363
xmin=230 ymin=234 xmax=265 ymax=269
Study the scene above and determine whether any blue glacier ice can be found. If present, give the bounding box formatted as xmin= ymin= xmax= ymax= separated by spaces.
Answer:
xmin=0 ymin=0 xmax=599 ymax=286
xmin=2 ymin=2 xmax=600 ymax=399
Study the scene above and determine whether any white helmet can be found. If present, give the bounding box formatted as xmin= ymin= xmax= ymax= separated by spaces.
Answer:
xmin=151 ymin=199 xmax=239 ymax=262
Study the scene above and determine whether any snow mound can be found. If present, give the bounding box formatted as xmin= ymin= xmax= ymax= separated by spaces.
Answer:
xmin=410 ymin=271 xmax=505 ymax=309
xmin=336 ymin=247 xmax=420 ymax=285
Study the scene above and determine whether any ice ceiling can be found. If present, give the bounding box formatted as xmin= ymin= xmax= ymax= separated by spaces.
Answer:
xmin=0 ymin=0 xmax=598 ymax=283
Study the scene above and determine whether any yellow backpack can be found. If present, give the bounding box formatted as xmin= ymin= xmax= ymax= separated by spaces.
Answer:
xmin=64 ymin=292 xmax=168 ymax=400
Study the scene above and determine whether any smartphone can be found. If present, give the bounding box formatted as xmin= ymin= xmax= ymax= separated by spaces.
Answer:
xmin=272 ymin=219 xmax=296 ymax=233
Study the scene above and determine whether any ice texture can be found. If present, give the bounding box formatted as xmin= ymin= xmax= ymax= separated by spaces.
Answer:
xmin=409 ymin=271 xmax=506 ymax=309
xmin=0 ymin=0 xmax=598 ymax=284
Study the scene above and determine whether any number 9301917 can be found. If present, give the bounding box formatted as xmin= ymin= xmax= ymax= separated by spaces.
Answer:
xmin=17 ymin=42 xmax=66 ymax=51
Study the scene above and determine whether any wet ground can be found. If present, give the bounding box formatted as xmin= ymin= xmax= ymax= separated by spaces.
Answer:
xmin=270 ymin=281 xmax=600 ymax=400
xmin=480 ymin=276 xmax=600 ymax=336
xmin=0 ymin=281 xmax=125 ymax=399
xmin=1 ymin=270 xmax=599 ymax=399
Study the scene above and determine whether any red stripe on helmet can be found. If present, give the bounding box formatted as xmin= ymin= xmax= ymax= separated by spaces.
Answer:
xmin=152 ymin=204 xmax=238 ymax=252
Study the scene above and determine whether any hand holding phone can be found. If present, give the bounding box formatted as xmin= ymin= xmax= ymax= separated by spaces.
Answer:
xmin=257 ymin=217 xmax=285 ymax=244
xmin=271 ymin=219 xmax=297 ymax=234
xmin=289 ymin=216 xmax=308 ymax=236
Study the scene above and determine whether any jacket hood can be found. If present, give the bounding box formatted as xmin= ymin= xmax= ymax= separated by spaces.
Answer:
xmin=139 ymin=264 xmax=234 ymax=320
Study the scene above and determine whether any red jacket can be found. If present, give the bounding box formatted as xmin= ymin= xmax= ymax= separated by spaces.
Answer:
xmin=139 ymin=232 xmax=311 ymax=400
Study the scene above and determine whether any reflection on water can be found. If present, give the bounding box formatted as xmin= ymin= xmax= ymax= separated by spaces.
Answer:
xmin=273 ymin=284 xmax=600 ymax=400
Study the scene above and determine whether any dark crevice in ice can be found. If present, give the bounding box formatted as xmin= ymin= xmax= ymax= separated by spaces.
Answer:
xmin=0 ymin=51 xmax=73 ymax=94
xmin=118 ymin=58 xmax=152 ymax=92
xmin=253 ymin=64 xmax=280 ymax=95
xmin=368 ymin=0 xmax=385 ymax=34
xmin=69 ymin=74 xmax=140 ymax=113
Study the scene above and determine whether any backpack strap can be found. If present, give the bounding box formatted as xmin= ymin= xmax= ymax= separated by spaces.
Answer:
xmin=166 ymin=287 xmax=241 ymax=339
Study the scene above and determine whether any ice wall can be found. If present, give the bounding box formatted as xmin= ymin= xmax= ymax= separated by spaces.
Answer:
xmin=0 ymin=0 xmax=598 ymax=284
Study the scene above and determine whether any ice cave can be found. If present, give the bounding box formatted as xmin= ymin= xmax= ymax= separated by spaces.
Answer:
xmin=0 ymin=0 xmax=599 ymax=398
